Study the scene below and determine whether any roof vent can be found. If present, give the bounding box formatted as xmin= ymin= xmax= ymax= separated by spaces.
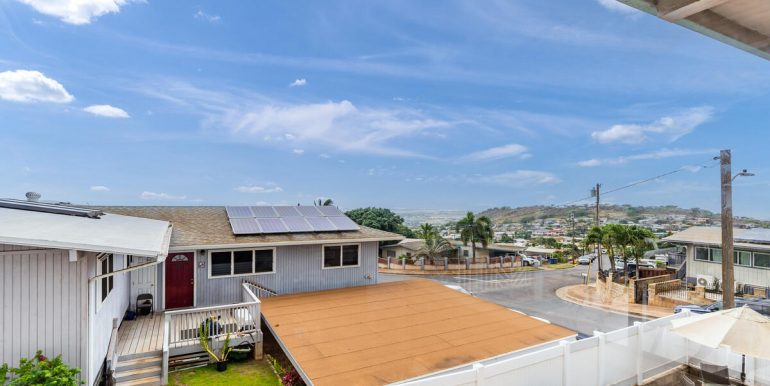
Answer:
xmin=25 ymin=192 xmax=41 ymax=202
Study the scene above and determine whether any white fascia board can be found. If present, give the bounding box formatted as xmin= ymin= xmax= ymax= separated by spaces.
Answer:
xmin=168 ymin=235 xmax=404 ymax=252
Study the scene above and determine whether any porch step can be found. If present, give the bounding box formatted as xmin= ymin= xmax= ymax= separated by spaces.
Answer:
xmin=118 ymin=350 xmax=163 ymax=362
xmin=115 ymin=365 xmax=161 ymax=383
xmin=168 ymin=351 xmax=210 ymax=371
xmin=116 ymin=356 xmax=162 ymax=372
xmin=116 ymin=376 xmax=161 ymax=386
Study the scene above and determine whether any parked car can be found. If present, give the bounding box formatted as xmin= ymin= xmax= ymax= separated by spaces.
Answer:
xmin=674 ymin=298 xmax=770 ymax=316
xmin=520 ymin=254 xmax=541 ymax=267
xmin=577 ymin=255 xmax=595 ymax=265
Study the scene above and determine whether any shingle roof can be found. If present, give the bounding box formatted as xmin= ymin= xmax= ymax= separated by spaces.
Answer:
xmin=95 ymin=206 xmax=403 ymax=250
xmin=381 ymin=238 xmax=426 ymax=251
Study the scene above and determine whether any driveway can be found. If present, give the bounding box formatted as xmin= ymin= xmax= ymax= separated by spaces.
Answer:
xmin=379 ymin=262 xmax=644 ymax=336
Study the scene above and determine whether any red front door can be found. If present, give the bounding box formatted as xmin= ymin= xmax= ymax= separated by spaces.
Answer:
xmin=166 ymin=252 xmax=194 ymax=309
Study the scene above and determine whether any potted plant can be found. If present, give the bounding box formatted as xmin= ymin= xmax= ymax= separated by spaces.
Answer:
xmin=198 ymin=321 xmax=233 ymax=372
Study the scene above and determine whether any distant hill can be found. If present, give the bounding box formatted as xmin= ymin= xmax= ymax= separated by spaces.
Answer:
xmin=477 ymin=204 xmax=767 ymax=227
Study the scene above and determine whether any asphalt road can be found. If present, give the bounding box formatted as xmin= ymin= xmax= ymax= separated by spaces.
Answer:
xmin=379 ymin=262 xmax=644 ymax=336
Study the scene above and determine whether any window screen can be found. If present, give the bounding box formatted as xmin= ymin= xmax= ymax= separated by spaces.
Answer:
xmin=211 ymin=251 xmax=232 ymax=276
xmin=755 ymin=253 xmax=770 ymax=268
xmin=342 ymin=245 xmax=359 ymax=266
xmin=233 ymin=250 xmax=253 ymax=274
xmin=324 ymin=246 xmax=341 ymax=268
xmin=254 ymin=249 xmax=274 ymax=273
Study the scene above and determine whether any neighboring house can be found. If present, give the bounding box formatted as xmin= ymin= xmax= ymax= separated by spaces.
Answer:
xmin=0 ymin=198 xmax=402 ymax=385
xmin=454 ymin=242 xmax=524 ymax=259
xmin=379 ymin=238 xmax=425 ymax=259
xmin=664 ymin=226 xmax=770 ymax=291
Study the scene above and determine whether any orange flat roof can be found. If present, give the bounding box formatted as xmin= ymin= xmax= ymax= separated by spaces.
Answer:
xmin=260 ymin=279 xmax=575 ymax=386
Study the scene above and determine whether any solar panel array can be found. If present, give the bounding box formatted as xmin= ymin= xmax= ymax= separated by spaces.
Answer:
xmin=226 ymin=205 xmax=360 ymax=235
xmin=0 ymin=198 xmax=103 ymax=218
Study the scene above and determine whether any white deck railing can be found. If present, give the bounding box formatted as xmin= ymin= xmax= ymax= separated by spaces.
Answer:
xmin=161 ymin=282 xmax=261 ymax=384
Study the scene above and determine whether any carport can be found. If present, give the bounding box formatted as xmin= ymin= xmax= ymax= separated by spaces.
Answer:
xmin=260 ymin=279 xmax=575 ymax=385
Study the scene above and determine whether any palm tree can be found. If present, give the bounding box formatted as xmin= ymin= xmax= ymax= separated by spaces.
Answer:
xmin=627 ymin=226 xmax=655 ymax=278
xmin=415 ymin=237 xmax=455 ymax=265
xmin=585 ymin=226 xmax=604 ymax=271
xmin=314 ymin=198 xmax=334 ymax=206
xmin=416 ymin=223 xmax=438 ymax=241
xmin=455 ymin=212 xmax=493 ymax=263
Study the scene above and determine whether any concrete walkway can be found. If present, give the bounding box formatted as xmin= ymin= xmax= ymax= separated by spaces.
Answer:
xmin=556 ymin=284 xmax=674 ymax=319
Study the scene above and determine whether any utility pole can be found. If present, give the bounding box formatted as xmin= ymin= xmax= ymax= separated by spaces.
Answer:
xmin=720 ymin=149 xmax=735 ymax=309
xmin=591 ymin=184 xmax=602 ymax=271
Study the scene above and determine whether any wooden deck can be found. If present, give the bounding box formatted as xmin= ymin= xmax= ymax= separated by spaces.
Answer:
xmin=117 ymin=313 xmax=164 ymax=356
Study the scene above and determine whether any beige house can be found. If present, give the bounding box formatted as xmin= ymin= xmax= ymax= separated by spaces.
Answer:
xmin=379 ymin=238 xmax=426 ymax=259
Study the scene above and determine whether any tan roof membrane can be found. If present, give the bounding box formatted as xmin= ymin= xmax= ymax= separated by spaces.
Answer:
xmin=261 ymin=279 xmax=575 ymax=386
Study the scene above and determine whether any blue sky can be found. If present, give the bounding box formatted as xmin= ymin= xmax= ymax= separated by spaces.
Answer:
xmin=1 ymin=0 xmax=769 ymax=217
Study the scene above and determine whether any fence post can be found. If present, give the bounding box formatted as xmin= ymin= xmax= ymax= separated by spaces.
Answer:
xmin=387 ymin=256 xmax=391 ymax=269
xmin=420 ymin=257 xmax=425 ymax=271
xmin=560 ymin=340 xmax=570 ymax=386
xmin=486 ymin=256 xmax=490 ymax=269
xmin=594 ymin=331 xmax=605 ymax=386
xmin=465 ymin=258 xmax=470 ymax=270
xmin=402 ymin=258 xmax=406 ymax=270
xmin=444 ymin=257 xmax=448 ymax=271
xmin=473 ymin=362 xmax=485 ymax=386
xmin=635 ymin=321 xmax=644 ymax=385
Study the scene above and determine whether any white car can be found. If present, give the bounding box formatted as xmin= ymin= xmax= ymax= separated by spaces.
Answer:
xmin=577 ymin=255 xmax=594 ymax=265
xmin=521 ymin=255 xmax=541 ymax=267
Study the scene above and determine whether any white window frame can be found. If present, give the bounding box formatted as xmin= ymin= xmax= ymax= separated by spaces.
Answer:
xmin=734 ymin=250 xmax=752 ymax=267
xmin=97 ymin=253 xmax=116 ymax=311
xmin=208 ymin=247 xmax=276 ymax=278
xmin=322 ymin=243 xmax=361 ymax=270
xmin=752 ymin=252 xmax=770 ymax=269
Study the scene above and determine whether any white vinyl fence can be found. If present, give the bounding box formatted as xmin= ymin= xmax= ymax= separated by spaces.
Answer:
xmin=397 ymin=311 xmax=770 ymax=386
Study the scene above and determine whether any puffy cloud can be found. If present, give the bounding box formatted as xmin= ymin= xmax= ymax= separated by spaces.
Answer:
xmin=591 ymin=107 xmax=714 ymax=144
xmin=577 ymin=148 xmax=716 ymax=167
xmin=140 ymin=191 xmax=186 ymax=200
xmin=84 ymin=104 xmax=130 ymax=118
xmin=292 ymin=149 xmax=305 ymax=155
xmin=0 ymin=70 xmax=73 ymax=103
xmin=194 ymin=10 xmax=221 ymax=23
xmin=90 ymin=185 xmax=110 ymax=191
xmin=289 ymin=78 xmax=307 ymax=87
xmin=17 ymin=0 xmax=132 ymax=25
xmin=472 ymin=170 xmax=560 ymax=187
xmin=234 ymin=185 xmax=283 ymax=193
xmin=462 ymin=143 xmax=530 ymax=161
xmin=595 ymin=0 xmax=639 ymax=15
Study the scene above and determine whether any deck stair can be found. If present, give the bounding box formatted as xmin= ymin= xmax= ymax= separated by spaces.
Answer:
xmin=115 ymin=351 xmax=163 ymax=386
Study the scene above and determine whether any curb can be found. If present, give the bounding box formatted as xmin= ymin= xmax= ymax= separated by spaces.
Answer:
xmin=378 ymin=267 xmax=541 ymax=276
xmin=555 ymin=286 xmax=671 ymax=320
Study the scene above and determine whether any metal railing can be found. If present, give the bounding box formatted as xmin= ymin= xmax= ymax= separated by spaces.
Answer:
xmin=161 ymin=283 xmax=261 ymax=384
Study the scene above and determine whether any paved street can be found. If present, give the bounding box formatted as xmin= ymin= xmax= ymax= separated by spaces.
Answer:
xmin=379 ymin=262 xmax=644 ymax=336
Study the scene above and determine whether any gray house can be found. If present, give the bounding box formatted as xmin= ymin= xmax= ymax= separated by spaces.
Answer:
xmin=0 ymin=199 xmax=402 ymax=386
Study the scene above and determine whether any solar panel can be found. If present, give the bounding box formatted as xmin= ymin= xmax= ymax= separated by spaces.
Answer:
xmin=305 ymin=217 xmax=336 ymax=231
xmin=328 ymin=216 xmax=360 ymax=231
xmin=274 ymin=206 xmax=301 ymax=217
xmin=226 ymin=206 xmax=253 ymax=218
xmin=296 ymin=206 xmax=323 ymax=217
xmin=230 ymin=218 xmax=261 ymax=234
xmin=257 ymin=218 xmax=289 ymax=233
xmin=317 ymin=206 xmax=343 ymax=216
xmin=282 ymin=216 xmax=314 ymax=232
xmin=250 ymin=206 xmax=278 ymax=217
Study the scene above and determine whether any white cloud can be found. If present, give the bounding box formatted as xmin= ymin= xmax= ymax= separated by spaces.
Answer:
xmin=84 ymin=104 xmax=130 ymax=118
xmin=596 ymin=0 xmax=639 ymax=15
xmin=140 ymin=191 xmax=186 ymax=200
xmin=289 ymin=78 xmax=307 ymax=87
xmin=90 ymin=185 xmax=110 ymax=191
xmin=591 ymin=107 xmax=714 ymax=144
xmin=0 ymin=70 xmax=73 ymax=103
xmin=473 ymin=170 xmax=560 ymax=187
xmin=462 ymin=143 xmax=530 ymax=161
xmin=292 ymin=149 xmax=305 ymax=155
xmin=194 ymin=10 xmax=221 ymax=23
xmin=234 ymin=185 xmax=283 ymax=193
xmin=577 ymin=148 xmax=717 ymax=167
xmin=17 ymin=0 xmax=132 ymax=25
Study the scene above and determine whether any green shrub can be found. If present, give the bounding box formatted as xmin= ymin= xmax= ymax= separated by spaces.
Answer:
xmin=1 ymin=351 xmax=82 ymax=385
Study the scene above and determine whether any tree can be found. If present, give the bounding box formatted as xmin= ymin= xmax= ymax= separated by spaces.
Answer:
xmin=345 ymin=207 xmax=414 ymax=238
xmin=585 ymin=226 xmax=605 ymax=271
xmin=314 ymin=198 xmax=334 ymax=206
xmin=416 ymin=223 xmax=439 ymax=241
xmin=628 ymin=226 xmax=656 ymax=278
xmin=455 ymin=212 xmax=493 ymax=263
xmin=499 ymin=233 xmax=514 ymax=243
xmin=415 ymin=237 xmax=455 ymax=264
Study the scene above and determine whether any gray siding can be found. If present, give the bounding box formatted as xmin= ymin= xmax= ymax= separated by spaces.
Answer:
xmin=195 ymin=242 xmax=379 ymax=306
xmin=0 ymin=248 xmax=88 ymax=380
xmin=686 ymin=246 xmax=770 ymax=288
xmin=0 ymin=243 xmax=41 ymax=252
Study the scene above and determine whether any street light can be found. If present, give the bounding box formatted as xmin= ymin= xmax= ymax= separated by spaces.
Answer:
xmin=719 ymin=150 xmax=754 ymax=309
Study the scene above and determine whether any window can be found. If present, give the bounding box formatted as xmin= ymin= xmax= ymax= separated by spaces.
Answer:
xmin=386 ymin=250 xmax=396 ymax=258
xmin=711 ymin=248 xmax=722 ymax=263
xmin=99 ymin=254 xmax=114 ymax=302
xmin=209 ymin=249 xmax=275 ymax=277
xmin=695 ymin=247 xmax=709 ymax=261
xmin=323 ymin=244 xmax=359 ymax=268
xmin=734 ymin=250 xmax=752 ymax=266
xmin=754 ymin=253 xmax=770 ymax=268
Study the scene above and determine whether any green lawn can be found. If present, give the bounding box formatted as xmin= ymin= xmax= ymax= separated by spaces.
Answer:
xmin=546 ymin=263 xmax=576 ymax=270
xmin=169 ymin=359 xmax=280 ymax=386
